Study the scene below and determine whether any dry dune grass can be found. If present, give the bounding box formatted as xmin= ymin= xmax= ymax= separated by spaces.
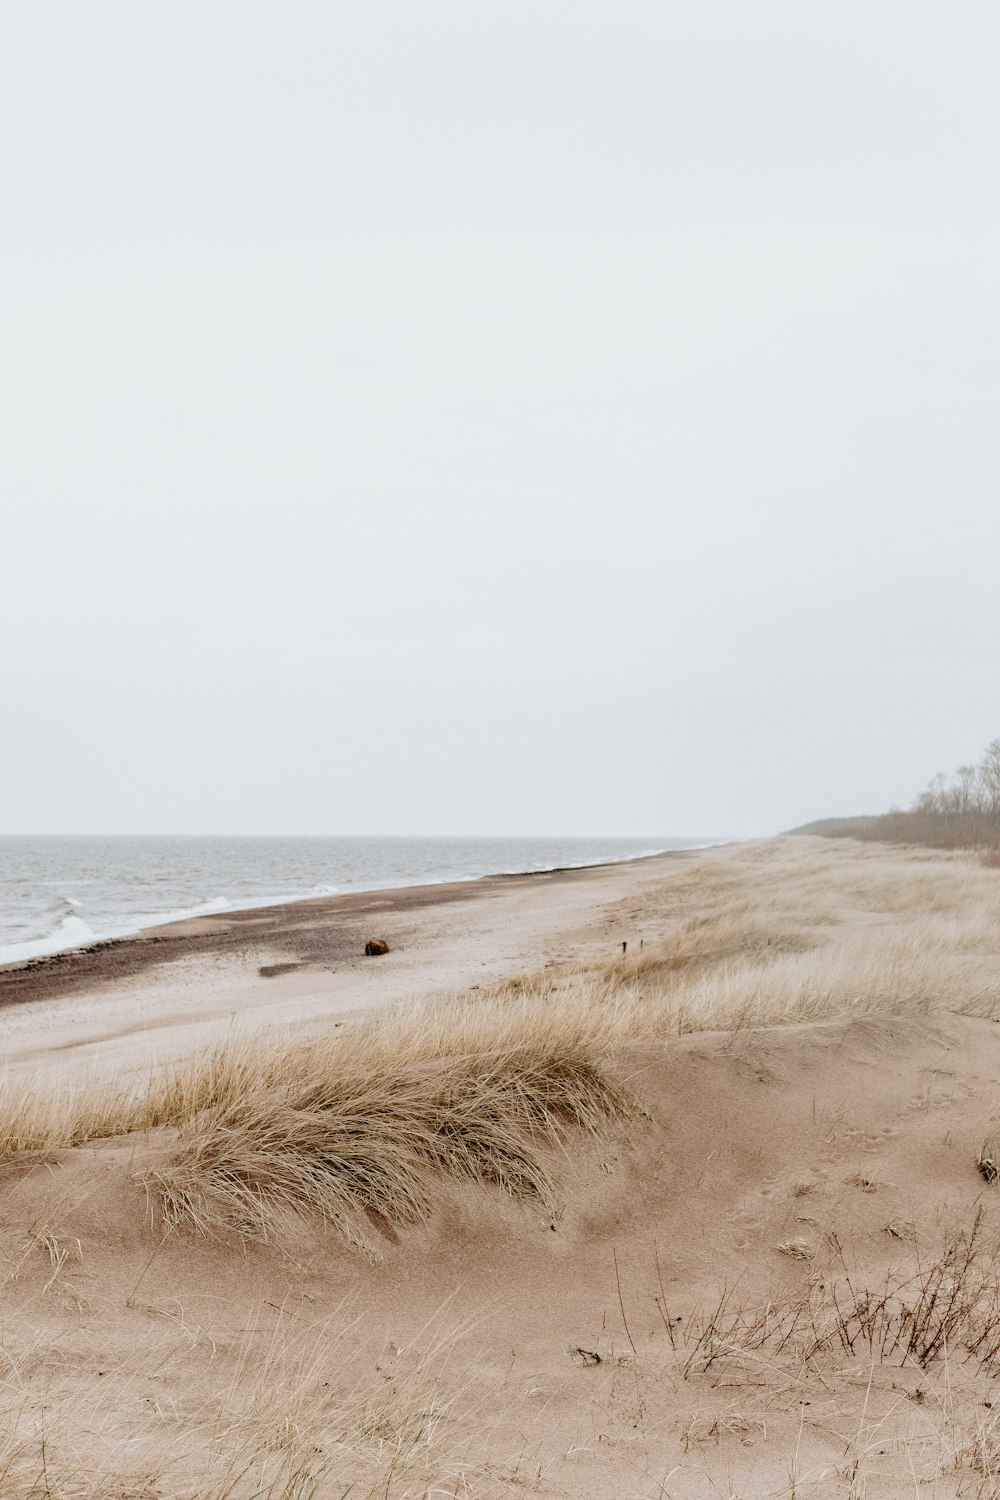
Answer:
xmin=0 ymin=1022 xmax=633 ymax=1255
xmin=151 ymin=1042 xmax=629 ymax=1249
xmin=0 ymin=1303 xmax=505 ymax=1499
xmin=586 ymin=836 xmax=1000 ymax=1027
xmin=6 ymin=1245 xmax=1000 ymax=1500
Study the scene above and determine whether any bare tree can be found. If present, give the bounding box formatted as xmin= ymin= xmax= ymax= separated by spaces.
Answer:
xmin=842 ymin=739 xmax=1000 ymax=856
xmin=955 ymin=764 xmax=981 ymax=814
xmin=979 ymin=739 xmax=1000 ymax=813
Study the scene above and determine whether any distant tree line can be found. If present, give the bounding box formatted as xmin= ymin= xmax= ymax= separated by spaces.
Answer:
xmin=802 ymin=738 xmax=1000 ymax=861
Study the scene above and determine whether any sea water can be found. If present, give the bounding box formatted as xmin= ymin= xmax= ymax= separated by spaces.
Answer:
xmin=0 ymin=834 xmax=719 ymax=966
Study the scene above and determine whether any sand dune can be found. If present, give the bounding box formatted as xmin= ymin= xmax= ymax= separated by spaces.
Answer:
xmin=2 ymin=837 xmax=1000 ymax=1497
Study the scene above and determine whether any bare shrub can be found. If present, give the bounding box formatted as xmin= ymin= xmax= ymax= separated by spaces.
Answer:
xmin=680 ymin=1210 xmax=1000 ymax=1380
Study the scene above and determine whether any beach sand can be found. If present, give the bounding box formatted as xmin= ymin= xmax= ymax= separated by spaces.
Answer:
xmin=2 ymin=837 xmax=1000 ymax=1497
xmin=0 ymin=848 xmax=719 ymax=1075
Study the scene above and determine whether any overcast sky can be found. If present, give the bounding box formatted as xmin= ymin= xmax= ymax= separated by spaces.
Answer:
xmin=2 ymin=2 xmax=997 ymax=838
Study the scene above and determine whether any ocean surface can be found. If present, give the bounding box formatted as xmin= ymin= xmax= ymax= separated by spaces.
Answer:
xmin=0 ymin=835 xmax=719 ymax=967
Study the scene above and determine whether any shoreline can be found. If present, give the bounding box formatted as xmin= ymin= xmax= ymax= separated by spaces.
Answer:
xmin=0 ymin=844 xmax=737 ymax=1071
xmin=0 ymin=840 xmax=723 ymax=976
xmin=0 ymin=844 xmax=721 ymax=1006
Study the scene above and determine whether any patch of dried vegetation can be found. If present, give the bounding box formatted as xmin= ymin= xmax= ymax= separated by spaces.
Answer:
xmin=151 ymin=1041 xmax=629 ymax=1249
xmin=0 ymin=1303 xmax=513 ymax=1499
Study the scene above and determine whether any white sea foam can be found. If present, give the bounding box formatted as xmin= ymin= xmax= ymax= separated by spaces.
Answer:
xmin=124 ymin=894 xmax=232 ymax=928
xmin=184 ymin=895 xmax=229 ymax=917
xmin=0 ymin=893 xmax=236 ymax=967
xmin=0 ymin=912 xmax=99 ymax=967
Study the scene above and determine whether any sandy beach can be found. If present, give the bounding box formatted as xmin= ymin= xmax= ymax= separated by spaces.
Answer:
xmin=2 ymin=836 xmax=1000 ymax=1497
xmin=0 ymin=848 xmax=717 ymax=1074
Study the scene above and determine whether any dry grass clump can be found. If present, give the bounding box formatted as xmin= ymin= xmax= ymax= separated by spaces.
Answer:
xmin=664 ymin=931 xmax=952 ymax=1032
xmin=151 ymin=1039 xmax=628 ymax=1248
xmin=0 ymin=991 xmax=638 ymax=1255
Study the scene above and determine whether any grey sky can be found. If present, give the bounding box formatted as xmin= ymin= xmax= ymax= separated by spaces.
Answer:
xmin=2 ymin=2 xmax=998 ymax=837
